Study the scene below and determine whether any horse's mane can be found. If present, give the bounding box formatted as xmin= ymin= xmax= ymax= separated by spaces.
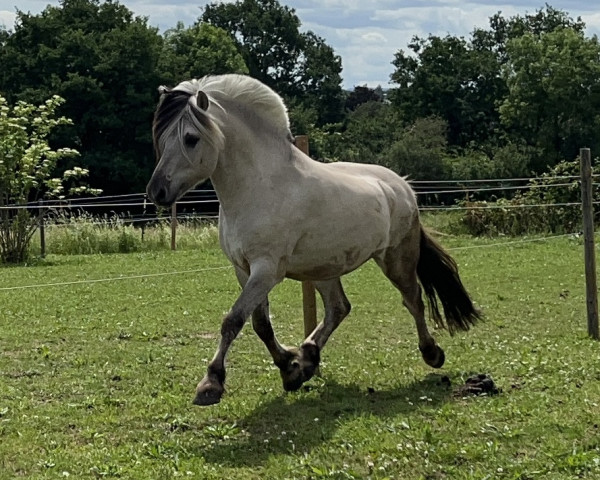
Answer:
xmin=196 ymin=74 xmax=290 ymax=131
xmin=152 ymin=74 xmax=290 ymax=161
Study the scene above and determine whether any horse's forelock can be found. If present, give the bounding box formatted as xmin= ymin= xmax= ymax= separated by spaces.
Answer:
xmin=152 ymin=86 xmax=224 ymax=161
xmin=152 ymin=90 xmax=190 ymax=157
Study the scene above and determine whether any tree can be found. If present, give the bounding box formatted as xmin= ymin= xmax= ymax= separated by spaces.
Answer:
xmin=380 ymin=116 xmax=449 ymax=180
xmin=471 ymin=4 xmax=585 ymax=61
xmin=342 ymin=101 xmax=398 ymax=163
xmin=201 ymin=0 xmax=344 ymax=125
xmin=0 ymin=0 xmax=164 ymax=194
xmin=159 ymin=22 xmax=248 ymax=85
xmin=389 ymin=5 xmax=588 ymax=158
xmin=500 ymin=28 xmax=600 ymax=169
xmin=390 ymin=34 xmax=503 ymax=148
xmin=345 ymin=85 xmax=383 ymax=111
xmin=0 ymin=95 xmax=99 ymax=263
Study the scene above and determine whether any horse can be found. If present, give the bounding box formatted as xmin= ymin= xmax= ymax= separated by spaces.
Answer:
xmin=146 ymin=74 xmax=481 ymax=406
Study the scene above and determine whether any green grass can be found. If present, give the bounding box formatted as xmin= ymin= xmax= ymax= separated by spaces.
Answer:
xmin=1 ymin=235 xmax=600 ymax=479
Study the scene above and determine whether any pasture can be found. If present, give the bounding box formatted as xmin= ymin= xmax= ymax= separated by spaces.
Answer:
xmin=1 ymin=234 xmax=599 ymax=479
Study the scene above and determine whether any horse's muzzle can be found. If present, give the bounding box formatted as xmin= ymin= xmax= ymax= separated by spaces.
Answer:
xmin=146 ymin=178 xmax=173 ymax=208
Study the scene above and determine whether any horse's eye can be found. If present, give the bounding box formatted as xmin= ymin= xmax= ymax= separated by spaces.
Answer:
xmin=184 ymin=134 xmax=200 ymax=148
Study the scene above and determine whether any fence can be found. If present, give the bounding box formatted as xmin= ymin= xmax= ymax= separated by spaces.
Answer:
xmin=1 ymin=148 xmax=598 ymax=339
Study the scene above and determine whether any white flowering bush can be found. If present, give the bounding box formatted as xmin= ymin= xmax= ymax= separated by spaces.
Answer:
xmin=0 ymin=95 xmax=101 ymax=263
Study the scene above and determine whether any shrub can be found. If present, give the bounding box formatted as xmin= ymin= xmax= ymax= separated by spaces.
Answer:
xmin=0 ymin=95 xmax=100 ymax=263
xmin=460 ymin=157 xmax=595 ymax=235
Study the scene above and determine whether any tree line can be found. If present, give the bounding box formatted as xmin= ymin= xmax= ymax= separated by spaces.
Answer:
xmin=1 ymin=0 xmax=599 ymax=195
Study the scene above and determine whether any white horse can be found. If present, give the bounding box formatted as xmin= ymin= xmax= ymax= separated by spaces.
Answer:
xmin=146 ymin=74 xmax=480 ymax=406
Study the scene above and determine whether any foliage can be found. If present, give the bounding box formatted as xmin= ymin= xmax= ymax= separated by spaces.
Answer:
xmin=1 ymin=237 xmax=599 ymax=478
xmin=380 ymin=116 xmax=449 ymax=180
xmin=445 ymin=140 xmax=536 ymax=180
xmin=159 ymin=22 xmax=248 ymax=85
xmin=296 ymin=101 xmax=399 ymax=164
xmin=344 ymin=85 xmax=384 ymax=111
xmin=0 ymin=94 xmax=99 ymax=263
xmin=500 ymin=28 xmax=600 ymax=170
xmin=471 ymin=4 xmax=585 ymax=61
xmin=389 ymin=5 xmax=593 ymax=176
xmin=0 ymin=0 xmax=164 ymax=194
xmin=391 ymin=34 xmax=503 ymax=148
xmin=342 ymin=101 xmax=398 ymax=163
xmin=460 ymin=157 xmax=594 ymax=235
xmin=201 ymin=0 xmax=345 ymax=125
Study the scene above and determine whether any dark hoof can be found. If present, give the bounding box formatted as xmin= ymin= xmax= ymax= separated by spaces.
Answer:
xmin=282 ymin=372 xmax=306 ymax=392
xmin=419 ymin=344 xmax=445 ymax=369
xmin=193 ymin=377 xmax=224 ymax=406
xmin=280 ymin=343 xmax=320 ymax=392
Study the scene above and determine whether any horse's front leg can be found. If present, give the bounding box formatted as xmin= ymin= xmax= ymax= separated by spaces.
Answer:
xmin=193 ymin=260 xmax=281 ymax=406
xmin=234 ymin=267 xmax=289 ymax=367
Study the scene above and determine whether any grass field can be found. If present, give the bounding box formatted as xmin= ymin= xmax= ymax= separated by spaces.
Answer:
xmin=1 ymin=234 xmax=599 ymax=479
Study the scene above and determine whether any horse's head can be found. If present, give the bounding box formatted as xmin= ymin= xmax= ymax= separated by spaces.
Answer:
xmin=147 ymin=82 xmax=224 ymax=208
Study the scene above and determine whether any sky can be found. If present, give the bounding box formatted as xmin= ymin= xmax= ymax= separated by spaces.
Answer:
xmin=1 ymin=0 xmax=600 ymax=89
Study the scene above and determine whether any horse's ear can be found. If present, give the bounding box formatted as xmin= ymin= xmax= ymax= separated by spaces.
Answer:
xmin=197 ymin=91 xmax=209 ymax=111
xmin=158 ymin=85 xmax=171 ymax=96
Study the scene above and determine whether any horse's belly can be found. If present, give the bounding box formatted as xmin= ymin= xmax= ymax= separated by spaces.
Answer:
xmin=285 ymin=235 xmax=384 ymax=281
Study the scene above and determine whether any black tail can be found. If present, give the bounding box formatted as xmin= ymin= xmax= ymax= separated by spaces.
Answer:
xmin=417 ymin=227 xmax=481 ymax=335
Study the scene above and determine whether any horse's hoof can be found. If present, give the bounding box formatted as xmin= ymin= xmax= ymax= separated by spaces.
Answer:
xmin=282 ymin=374 xmax=305 ymax=392
xmin=193 ymin=377 xmax=224 ymax=406
xmin=279 ymin=343 xmax=320 ymax=392
xmin=420 ymin=344 xmax=445 ymax=369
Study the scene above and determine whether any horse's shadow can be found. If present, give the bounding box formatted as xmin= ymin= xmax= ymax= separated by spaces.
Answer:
xmin=195 ymin=373 xmax=453 ymax=467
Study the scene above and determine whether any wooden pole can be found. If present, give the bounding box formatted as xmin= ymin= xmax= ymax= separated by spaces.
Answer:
xmin=580 ymin=148 xmax=599 ymax=340
xmin=294 ymin=135 xmax=318 ymax=340
xmin=39 ymin=200 xmax=46 ymax=258
xmin=170 ymin=203 xmax=177 ymax=251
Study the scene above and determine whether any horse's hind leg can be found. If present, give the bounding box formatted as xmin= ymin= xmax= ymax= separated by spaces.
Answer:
xmin=251 ymin=299 xmax=290 ymax=368
xmin=375 ymin=232 xmax=445 ymax=369
xmin=279 ymin=278 xmax=351 ymax=391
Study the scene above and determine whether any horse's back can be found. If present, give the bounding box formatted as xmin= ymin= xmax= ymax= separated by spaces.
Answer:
xmin=316 ymin=161 xmax=419 ymax=224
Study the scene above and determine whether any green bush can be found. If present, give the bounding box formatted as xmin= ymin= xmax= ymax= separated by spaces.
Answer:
xmin=460 ymin=157 xmax=595 ymax=235
xmin=0 ymin=95 xmax=100 ymax=263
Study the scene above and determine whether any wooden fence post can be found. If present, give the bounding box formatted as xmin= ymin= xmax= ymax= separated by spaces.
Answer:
xmin=171 ymin=203 xmax=177 ymax=251
xmin=39 ymin=200 xmax=46 ymax=258
xmin=295 ymin=135 xmax=318 ymax=341
xmin=580 ymin=148 xmax=599 ymax=340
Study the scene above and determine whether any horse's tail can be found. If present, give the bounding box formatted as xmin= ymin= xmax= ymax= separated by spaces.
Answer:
xmin=417 ymin=227 xmax=481 ymax=335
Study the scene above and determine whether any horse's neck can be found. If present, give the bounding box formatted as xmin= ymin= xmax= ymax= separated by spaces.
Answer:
xmin=210 ymin=108 xmax=293 ymax=213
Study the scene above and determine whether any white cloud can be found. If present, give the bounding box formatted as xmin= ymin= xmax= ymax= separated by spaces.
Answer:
xmin=0 ymin=10 xmax=16 ymax=29
xmin=361 ymin=32 xmax=388 ymax=43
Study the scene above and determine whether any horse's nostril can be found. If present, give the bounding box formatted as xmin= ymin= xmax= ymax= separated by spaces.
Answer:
xmin=149 ymin=185 xmax=168 ymax=206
